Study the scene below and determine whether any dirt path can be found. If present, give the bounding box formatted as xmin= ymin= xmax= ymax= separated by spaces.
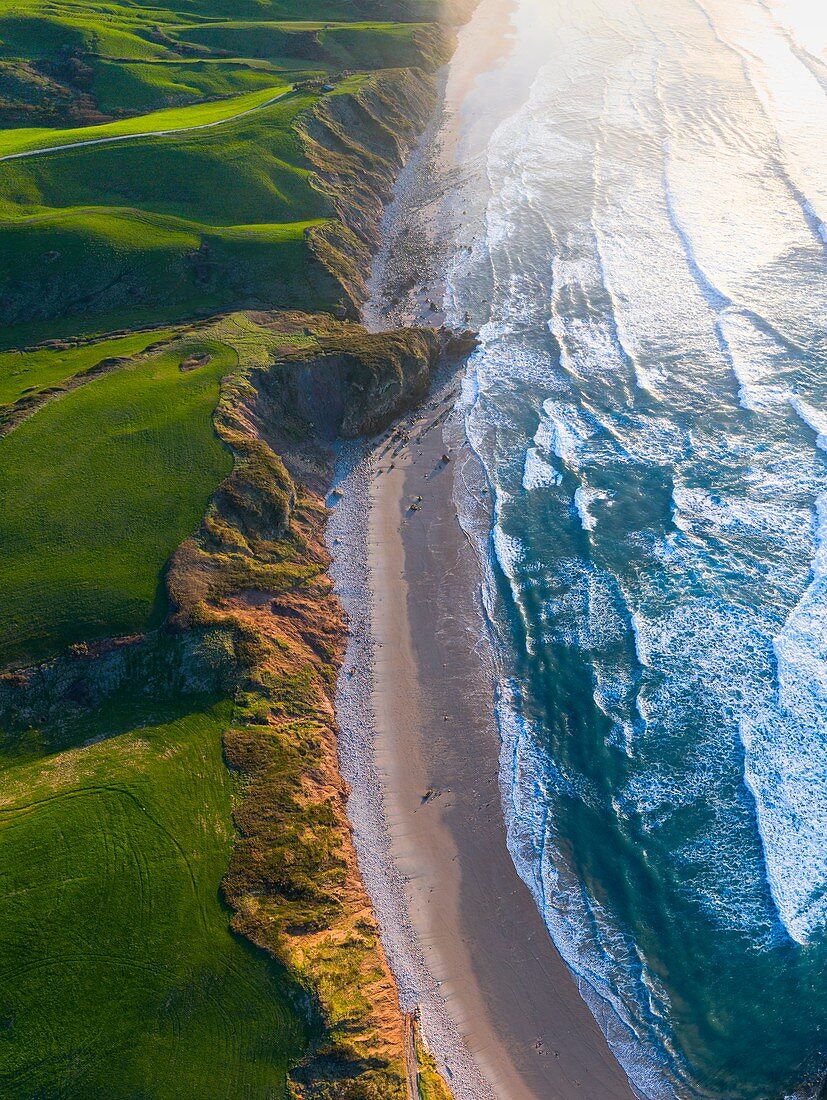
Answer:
xmin=404 ymin=1013 xmax=422 ymax=1100
xmin=0 ymin=89 xmax=290 ymax=164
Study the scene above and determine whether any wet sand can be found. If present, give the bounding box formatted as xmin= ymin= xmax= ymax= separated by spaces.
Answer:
xmin=330 ymin=382 xmax=638 ymax=1099
xmin=368 ymin=389 xmax=636 ymax=1100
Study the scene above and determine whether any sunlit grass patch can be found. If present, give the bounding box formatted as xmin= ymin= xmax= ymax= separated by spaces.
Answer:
xmin=0 ymin=83 xmax=288 ymax=159
xmin=0 ymin=328 xmax=171 ymax=405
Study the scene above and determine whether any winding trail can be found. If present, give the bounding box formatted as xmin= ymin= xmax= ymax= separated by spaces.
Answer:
xmin=403 ymin=1013 xmax=421 ymax=1100
xmin=0 ymin=87 xmax=291 ymax=164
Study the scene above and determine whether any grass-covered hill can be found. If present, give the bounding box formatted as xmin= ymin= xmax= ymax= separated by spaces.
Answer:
xmin=0 ymin=0 xmax=452 ymax=125
xmin=0 ymin=688 xmax=307 ymax=1099
xmin=0 ymin=334 xmax=233 ymax=666
xmin=0 ymin=0 xmax=468 ymax=1094
xmin=0 ymin=86 xmax=336 ymax=336
xmin=0 ymin=0 xmax=453 ymax=340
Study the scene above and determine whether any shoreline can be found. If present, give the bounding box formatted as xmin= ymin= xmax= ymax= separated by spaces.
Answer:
xmin=330 ymin=373 xmax=639 ymax=1100
xmin=329 ymin=0 xmax=641 ymax=1093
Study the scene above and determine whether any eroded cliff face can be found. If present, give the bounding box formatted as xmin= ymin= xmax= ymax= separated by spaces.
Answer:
xmin=168 ymin=408 xmax=409 ymax=1097
xmin=294 ymin=0 xmax=482 ymax=316
xmin=168 ymin=312 xmax=472 ymax=1097
xmin=302 ymin=68 xmax=440 ymax=244
xmin=296 ymin=0 xmax=480 ymax=273
xmin=254 ymin=320 xmax=442 ymax=441
xmin=300 ymin=66 xmax=442 ymax=312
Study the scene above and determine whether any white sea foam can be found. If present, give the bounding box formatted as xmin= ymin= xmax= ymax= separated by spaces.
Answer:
xmin=573 ymin=486 xmax=598 ymax=532
xmin=573 ymin=485 xmax=612 ymax=532
xmin=522 ymin=447 xmax=562 ymax=490
xmin=717 ymin=310 xmax=792 ymax=410
xmin=491 ymin=523 xmax=525 ymax=576
xmin=586 ymin=568 xmax=630 ymax=646
xmin=790 ymin=396 xmax=827 ymax=451
xmin=495 ymin=679 xmax=689 ymax=1100
xmin=740 ymin=496 xmax=827 ymax=944
xmin=538 ymin=399 xmax=596 ymax=466
xmin=452 ymin=0 xmax=827 ymax=1090
xmin=671 ymin=484 xmax=811 ymax=550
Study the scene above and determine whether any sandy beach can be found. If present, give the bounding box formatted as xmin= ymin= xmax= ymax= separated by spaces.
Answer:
xmin=329 ymin=0 xmax=642 ymax=1095
xmin=331 ymin=368 xmax=639 ymax=1098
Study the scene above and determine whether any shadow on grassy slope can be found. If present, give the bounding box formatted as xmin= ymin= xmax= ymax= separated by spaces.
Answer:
xmin=0 ymin=89 xmax=344 ymax=332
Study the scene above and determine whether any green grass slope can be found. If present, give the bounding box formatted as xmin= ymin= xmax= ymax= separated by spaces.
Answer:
xmin=0 ymin=92 xmax=323 ymax=223
xmin=89 ymin=58 xmax=289 ymax=115
xmin=0 ymin=329 xmax=170 ymax=405
xmin=0 ymin=0 xmax=451 ymax=335
xmin=0 ymin=337 xmax=233 ymax=667
xmin=0 ymin=83 xmax=287 ymax=157
xmin=0 ymin=693 xmax=305 ymax=1098
xmin=0 ymin=88 xmax=340 ymax=332
xmin=170 ymin=20 xmax=436 ymax=71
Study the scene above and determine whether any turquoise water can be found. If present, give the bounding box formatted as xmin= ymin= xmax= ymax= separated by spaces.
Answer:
xmin=445 ymin=0 xmax=827 ymax=1095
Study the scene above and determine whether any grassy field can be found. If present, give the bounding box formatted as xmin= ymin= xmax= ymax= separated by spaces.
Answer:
xmin=0 ymin=85 xmax=339 ymax=332
xmin=0 ymin=336 xmax=233 ymax=667
xmin=0 ymin=83 xmax=289 ymax=158
xmin=89 ymin=58 xmax=292 ymax=115
xmin=0 ymin=689 xmax=305 ymax=1098
xmin=0 ymin=329 xmax=171 ymax=405
xmin=0 ymin=0 xmax=450 ymax=334
xmin=0 ymin=92 xmax=326 ymax=224
xmin=171 ymin=20 xmax=434 ymax=71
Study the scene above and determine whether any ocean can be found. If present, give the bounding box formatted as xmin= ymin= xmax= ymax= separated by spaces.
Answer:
xmin=441 ymin=0 xmax=827 ymax=1096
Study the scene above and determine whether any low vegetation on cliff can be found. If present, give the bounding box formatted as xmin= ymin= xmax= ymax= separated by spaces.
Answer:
xmin=0 ymin=0 xmax=455 ymax=342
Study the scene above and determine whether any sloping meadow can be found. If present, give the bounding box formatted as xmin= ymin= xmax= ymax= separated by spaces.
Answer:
xmin=0 ymin=0 xmax=454 ymax=338
xmin=0 ymin=0 xmax=470 ymax=1091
